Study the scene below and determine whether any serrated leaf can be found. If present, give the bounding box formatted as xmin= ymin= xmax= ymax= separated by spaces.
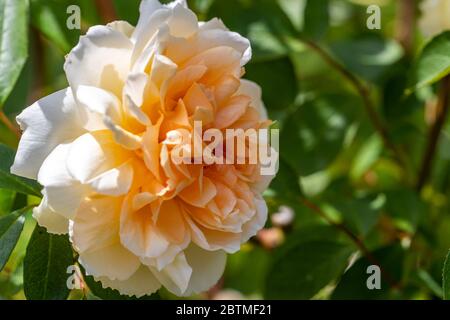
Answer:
xmin=24 ymin=225 xmax=73 ymax=300
xmin=0 ymin=143 xmax=42 ymax=197
xmin=408 ymin=31 xmax=450 ymax=92
xmin=0 ymin=207 xmax=27 ymax=271
xmin=265 ymin=240 xmax=353 ymax=299
xmin=0 ymin=0 xmax=29 ymax=106
xmin=444 ymin=250 xmax=450 ymax=300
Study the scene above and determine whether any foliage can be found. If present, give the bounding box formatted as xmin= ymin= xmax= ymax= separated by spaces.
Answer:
xmin=0 ymin=0 xmax=449 ymax=300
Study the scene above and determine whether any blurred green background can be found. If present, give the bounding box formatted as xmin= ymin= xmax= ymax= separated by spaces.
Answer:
xmin=1 ymin=0 xmax=450 ymax=300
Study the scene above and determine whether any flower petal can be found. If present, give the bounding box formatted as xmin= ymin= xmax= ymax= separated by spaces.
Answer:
xmin=64 ymin=25 xmax=133 ymax=98
xmin=11 ymin=88 xmax=84 ymax=179
xmin=183 ymin=245 xmax=226 ymax=296
xmin=72 ymin=196 xmax=140 ymax=281
xmin=33 ymin=196 xmax=69 ymax=235
xmin=96 ymin=264 xmax=161 ymax=298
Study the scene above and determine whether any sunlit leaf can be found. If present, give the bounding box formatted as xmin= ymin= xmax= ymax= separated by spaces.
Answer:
xmin=0 ymin=0 xmax=29 ymax=106
xmin=0 ymin=207 xmax=27 ymax=271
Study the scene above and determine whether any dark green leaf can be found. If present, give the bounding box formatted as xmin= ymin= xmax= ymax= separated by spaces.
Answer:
xmin=330 ymin=35 xmax=403 ymax=83
xmin=245 ymin=56 xmax=298 ymax=117
xmin=384 ymin=189 xmax=425 ymax=233
xmin=332 ymin=245 xmax=406 ymax=299
xmin=444 ymin=250 xmax=450 ymax=300
xmin=0 ymin=0 xmax=29 ymax=106
xmin=281 ymin=94 xmax=359 ymax=176
xmin=0 ymin=143 xmax=42 ymax=197
xmin=207 ymin=0 xmax=298 ymax=59
xmin=303 ymin=0 xmax=329 ymax=40
xmin=265 ymin=240 xmax=353 ymax=299
xmin=0 ymin=188 xmax=15 ymax=216
xmin=24 ymin=225 xmax=73 ymax=300
xmin=408 ymin=31 xmax=450 ymax=92
xmin=0 ymin=207 xmax=27 ymax=271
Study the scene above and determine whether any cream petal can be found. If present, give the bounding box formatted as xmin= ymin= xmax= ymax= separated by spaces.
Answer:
xmin=79 ymin=242 xmax=140 ymax=281
xmin=32 ymin=196 xmax=69 ymax=235
xmin=241 ymin=196 xmax=268 ymax=243
xmin=67 ymin=131 xmax=132 ymax=184
xmin=167 ymin=27 xmax=251 ymax=67
xmin=64 ymin=25 xmax=133 ymax=98
xmin=167 ymin=3 xmax=198 ymax=38
xmin=11 ymin=88 xmax=84 ymax=179
xmin=149 ymin=252 xmax=192 ymax=295
xmin=120 ymin=195 xmax=171 ymax=258
xmin=77 ymin=86 xmax=142 ymax=150
xmin=107 ymin=21 xmax=135 ymax=38
xmin=38 ymin=143 xmax=87 ymax=219
xmin=95 ymin=264 xmax=161 ymax=298
xmin=123 ymin=73 xmax=151 ymax=125
xmin=238 ymin=79 xmax=268 ymax=120
xmin=88 ymin=161 xmax=134 ymax=196
xmin=185 ymin=214 xmax=241 ymax=253
xmin=72 ymin=196 xmax=140 ymax=281
xmin=183 ymin=245 xmax=226 ymax=296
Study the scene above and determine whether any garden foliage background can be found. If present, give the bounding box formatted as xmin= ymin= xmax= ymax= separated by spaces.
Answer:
xmin=0 ymin=0 xmax=450 ymax=300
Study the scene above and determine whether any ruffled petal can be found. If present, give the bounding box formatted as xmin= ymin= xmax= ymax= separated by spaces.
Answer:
xmin=11 ymin=88 xmax=84 ymax=179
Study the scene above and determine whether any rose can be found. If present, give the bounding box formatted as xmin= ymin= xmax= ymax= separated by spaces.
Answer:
xmin=11 ymin=0 xmax=276 ymax=297
xmin=419 ymin=0 xmax=450 ymax=37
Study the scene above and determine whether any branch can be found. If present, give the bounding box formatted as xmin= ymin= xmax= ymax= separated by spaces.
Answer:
xmin=94 ymin=0 xmax=118 ymax=23
xmin=395 ymin=0 xmax=415 ymax=55
xmin=300 ymin=197 xmax=401 ymax=289
xmin=300 ymin=39 xmax=408 ymax=169
xmin=0 ymin=110 xmax=20 ymax=139
xmin=416 ymin=75 xmax=450 ymax=191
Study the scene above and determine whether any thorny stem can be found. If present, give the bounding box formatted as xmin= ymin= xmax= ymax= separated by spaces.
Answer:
xmin=300 ymin=197 xmax=401 ymax=289
xmin=300 ymin=39 xmax=409 ymax=170
xmin=416 ymin=75 xmax=450 ymax=191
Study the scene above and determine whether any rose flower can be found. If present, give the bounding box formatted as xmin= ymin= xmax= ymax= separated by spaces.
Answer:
xmin=11 ymin=0 xmax=276 ymax=297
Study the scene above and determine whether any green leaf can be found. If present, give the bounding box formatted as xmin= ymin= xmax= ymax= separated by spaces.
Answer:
xmin=332 ymin=244 xmax=405 ymax=299
xmin=0 ymin=207 xmax=27 ymax=271
xmin=225 ymin=245 xmax=270 ymax=296
xmin=408 ymin=31 xmax=450 ymax=92
xmin=245 ymin=56 xmax=298 ymax=117
xmin=0 ymin=0 xmax=29 ymax=106
xmin=303 ymin=0 xmax=329 ymax=40
xmin=444 ymin=250 xmax=450 ymax=300
xmin=24 ymin=225 xmax=73 ymax=300
xmin=82 ymin=266 xmax=160 ymax=300
xmin=350 ymin=134 xmax=383 ymax=180
xmin=265 ymin=240 xmax=353 ymax=299
xmin=332 ymin=196 xmax=382 ymax=237
xmin=330 ymin=35 xmax=403 ymax=83
xmin=207 ymin=0 xmax=298 ymax=59
xmin=30 ymin=0 xmax=71 ymax=53
xmin=0 ymin=188 xmax=15 ymax=216
xmin=0 ymin=143 xmax=42 ymax=197
xmin=384 ymin=189 xmax=425 ymax=234
xmin=281 ymin=94 xmax=359 ymax=176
